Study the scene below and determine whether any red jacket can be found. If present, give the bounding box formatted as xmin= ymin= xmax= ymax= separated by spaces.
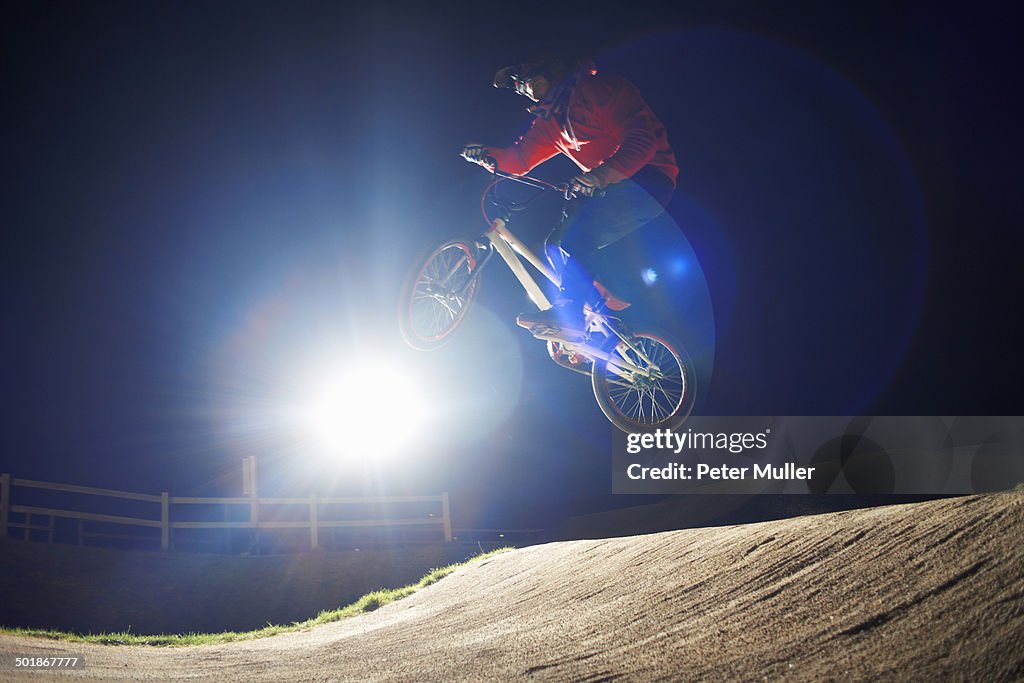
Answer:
xmin=487 ymin=72 xmax=678 ymax=187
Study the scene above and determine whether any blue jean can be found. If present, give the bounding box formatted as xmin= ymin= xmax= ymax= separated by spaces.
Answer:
xmin=546 ymin=165 xmax=674 ymax=304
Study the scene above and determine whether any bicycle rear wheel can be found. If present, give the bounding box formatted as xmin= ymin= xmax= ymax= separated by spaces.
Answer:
xmin=591 ymin=329 xmax=696 ymax=432
xmin=399 ymin=239 xmax=480 ymax=351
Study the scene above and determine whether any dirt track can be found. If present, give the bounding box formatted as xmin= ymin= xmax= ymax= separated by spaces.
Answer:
xmin=2 ymin=494 xmax=1022 ymax=681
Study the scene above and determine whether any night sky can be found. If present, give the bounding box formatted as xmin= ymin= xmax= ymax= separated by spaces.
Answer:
xmin=2 ymin=1 xmax=1021 ymax=526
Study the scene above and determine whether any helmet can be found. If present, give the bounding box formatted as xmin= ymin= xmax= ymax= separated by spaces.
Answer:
xmin=493 ymin=54 xmax=596 ymax=97
xmin=493 ymin=59 xmax=556 ymax=97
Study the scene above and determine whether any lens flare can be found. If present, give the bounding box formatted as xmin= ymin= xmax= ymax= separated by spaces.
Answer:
xmin=296 ymin=365 xmax=429 ymax=463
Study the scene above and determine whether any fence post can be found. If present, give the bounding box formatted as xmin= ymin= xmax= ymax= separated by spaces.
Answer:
xmin=309 ymin=496 xmax=319 ymax=550
xmin=161 ymin=492 xmax=170 ymax=551
xmin=249 ymin=493 xmax=259 ymax=555
xmin=441 ymin=492 xmax=453 ymax=542
xmin=0 ymin=473 xmax=9 ymax=538
xmin=24 ymin=512 xmax=31 ymax=542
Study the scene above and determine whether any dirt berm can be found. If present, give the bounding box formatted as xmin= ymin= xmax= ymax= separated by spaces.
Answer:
xmin=2 ymin=494 xmax=1022 ymax=681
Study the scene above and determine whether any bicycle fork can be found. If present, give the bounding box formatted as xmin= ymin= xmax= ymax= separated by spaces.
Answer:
xmin=546 ymin=315 xmax=665 ymax=384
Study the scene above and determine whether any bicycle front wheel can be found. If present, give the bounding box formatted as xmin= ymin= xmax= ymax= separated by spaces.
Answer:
xmin=591 ymin=329 xmax=696 ymax=432
xmin=399 ymin=239 xmax=480 ymax=351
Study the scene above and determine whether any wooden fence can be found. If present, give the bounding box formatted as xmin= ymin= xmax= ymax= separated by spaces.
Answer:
xmin=0 ymin=473 xmax=451 ymax=551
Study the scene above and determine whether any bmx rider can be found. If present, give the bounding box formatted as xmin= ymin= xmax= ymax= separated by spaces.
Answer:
xmin=461 ymin=53 xmax=679 ymax=333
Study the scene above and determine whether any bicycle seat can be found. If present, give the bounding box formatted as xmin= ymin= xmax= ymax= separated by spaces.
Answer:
xmin=592 ymin=280 xmax=631 ymax=311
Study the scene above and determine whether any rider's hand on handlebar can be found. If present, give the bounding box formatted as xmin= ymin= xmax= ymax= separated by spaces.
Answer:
xmin=567 ymin=172 xmax=604 ymax=199
xmin=461 ymin=144 xmax=497 ymax=173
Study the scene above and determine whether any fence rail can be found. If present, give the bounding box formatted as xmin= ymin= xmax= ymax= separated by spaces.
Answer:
xmin=0 ymin=473 xmax=452 ymax=551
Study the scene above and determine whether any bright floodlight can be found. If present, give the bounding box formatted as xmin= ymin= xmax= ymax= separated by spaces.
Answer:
xmin=297 ymin=365 xmax=429 ymax=463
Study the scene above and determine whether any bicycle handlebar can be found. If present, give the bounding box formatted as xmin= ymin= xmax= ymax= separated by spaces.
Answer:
xmin=478 ymin=168 xmax=606 ymax=226
xmin=488 ymin=168 xmax=604 ymax=205
xmin=491 ymin=168 xmax=568 ymax=193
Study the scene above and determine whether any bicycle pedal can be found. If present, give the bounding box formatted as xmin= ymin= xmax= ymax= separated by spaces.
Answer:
xmin=566 ymin=351 xmax=591 ymax=367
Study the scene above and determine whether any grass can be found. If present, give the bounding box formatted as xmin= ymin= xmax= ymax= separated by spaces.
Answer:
xmin=0 ymin=547 xmax=513 ymax=647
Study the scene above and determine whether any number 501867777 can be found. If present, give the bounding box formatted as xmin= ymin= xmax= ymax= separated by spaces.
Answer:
xmin=7 ymin=656 xmax=85 ymax=669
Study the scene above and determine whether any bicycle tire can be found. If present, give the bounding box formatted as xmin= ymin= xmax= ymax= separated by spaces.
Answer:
xmin=398 ymin=238 xmax=481 ymax=351
xmin=591 ymin=328 xmax=696 ymax=432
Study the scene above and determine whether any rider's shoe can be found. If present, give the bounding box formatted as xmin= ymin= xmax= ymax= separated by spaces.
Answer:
xmin=591 ymin=280 xmax=631 ymax=311
xmin=516 ymin=301 xmax=587 ymax=336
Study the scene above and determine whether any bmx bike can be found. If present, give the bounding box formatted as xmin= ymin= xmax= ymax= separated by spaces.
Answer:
xmin=398 ymin=171 xmax=696 ymax=433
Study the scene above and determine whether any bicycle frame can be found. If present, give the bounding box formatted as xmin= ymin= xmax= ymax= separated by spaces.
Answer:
xmin=473 ymin=215 xmax=666 ymax=383
xmin=483 ymin=217 xmax=560 ymax=311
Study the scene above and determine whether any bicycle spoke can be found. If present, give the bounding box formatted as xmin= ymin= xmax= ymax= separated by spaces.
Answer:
xmin=602 ymin=334 xmax=686 ymax=426
xmin=404 ymin=242 xmax=477 ymax=343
